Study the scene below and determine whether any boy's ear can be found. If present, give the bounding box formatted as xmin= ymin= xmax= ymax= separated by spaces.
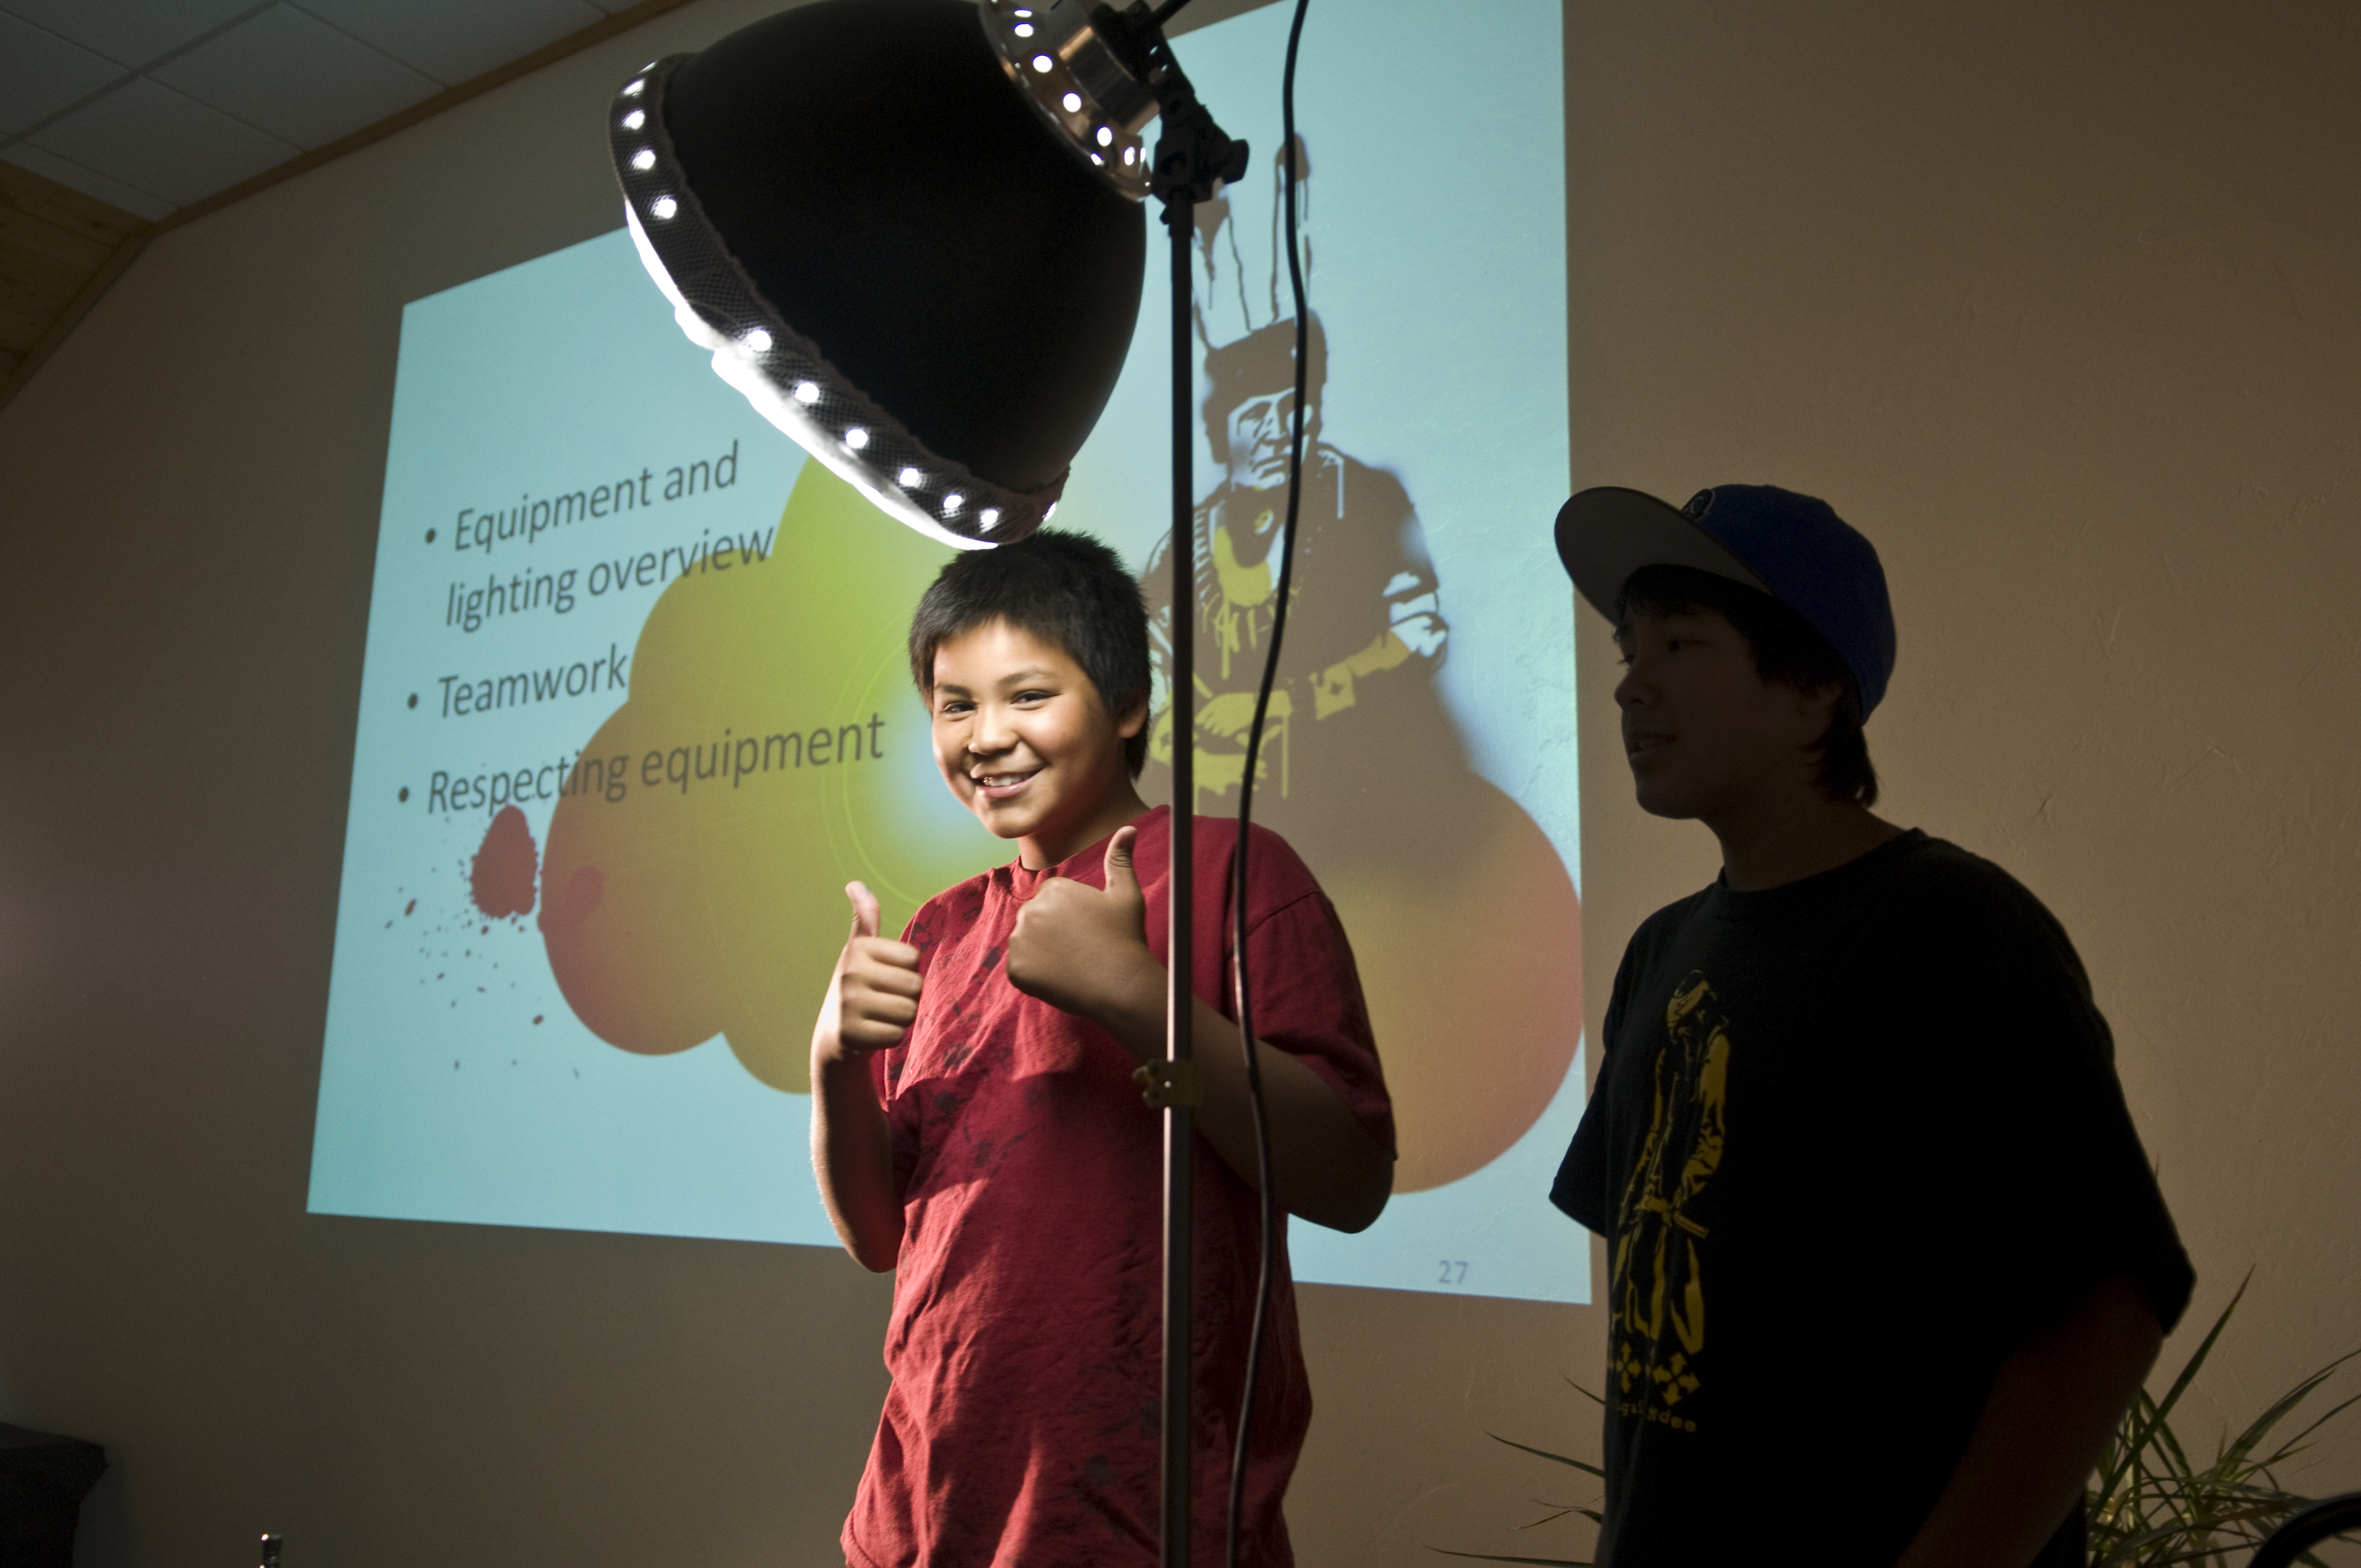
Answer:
xmin=1787 ymin=678 xmax=1843 ymax=737
xmin=1113 ymin=692 xmax=1151 ymax=741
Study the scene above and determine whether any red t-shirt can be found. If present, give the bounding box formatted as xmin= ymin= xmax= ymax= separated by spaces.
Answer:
xmin=842 ymin=805 xmax=1394 ymax=1568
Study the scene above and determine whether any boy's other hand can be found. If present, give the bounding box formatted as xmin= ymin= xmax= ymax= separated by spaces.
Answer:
xmin=1007 ymin=827 xmax=1163 ymax=1052
xmin=810 ymin=882 xmax=913 ymax=1271
xmin=830 ymin=880 xmax=923 ymax=1056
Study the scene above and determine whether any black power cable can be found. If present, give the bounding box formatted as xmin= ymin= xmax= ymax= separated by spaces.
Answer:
xmin=1223 ymin=2 xmax=1314 ymax=1564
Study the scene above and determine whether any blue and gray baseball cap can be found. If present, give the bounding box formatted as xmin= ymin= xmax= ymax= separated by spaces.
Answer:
xmin=1553 ymin=483 xmax=1898 ymax=716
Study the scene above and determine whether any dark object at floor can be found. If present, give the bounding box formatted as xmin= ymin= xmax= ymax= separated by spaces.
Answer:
xmin=2250 ymin=1490 xmax=2361 ymax=1568
xmin=0 ymin=1424 xmax=107 ymax=1568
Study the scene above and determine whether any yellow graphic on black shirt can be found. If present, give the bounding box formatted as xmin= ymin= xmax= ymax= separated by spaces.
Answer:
xmin=1609 ymin=971 xmax=1729 ymax=1434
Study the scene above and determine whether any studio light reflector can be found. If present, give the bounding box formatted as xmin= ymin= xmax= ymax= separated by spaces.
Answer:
xmin=607 ymin=0 xmax=1151 ymax=549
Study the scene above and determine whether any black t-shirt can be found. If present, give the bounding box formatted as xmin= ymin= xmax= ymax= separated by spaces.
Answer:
xmin=1553 ymin=831 xmax=2193 ymax=1568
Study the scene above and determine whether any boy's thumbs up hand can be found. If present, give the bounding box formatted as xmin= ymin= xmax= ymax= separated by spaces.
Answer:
xmin=1007 ymin=826 xmax=1163 ymax=1053
xmin=827 ymin=880 xmax=923 ymax=1057
xmin=846 ymin=880 xmax=882 ymax=941
xmin=1100 ymin=824 xmax=1146 ymax=923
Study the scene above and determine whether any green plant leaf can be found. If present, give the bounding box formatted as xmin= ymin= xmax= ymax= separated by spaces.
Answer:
xmin=1559 ymin=1375 xmax=1605 ymax=1408
xmin=2223 ymin=1352 xmax=2361 ymax=1471
xmin=2081 ymin=1272 xmax=2361 ymax=1568
xmin=2101 ymin=1275 xmax=2247 ymax=1504
xmin=1475 ymin=1272 xmax=2356 ymax=1568
xmin=1484 ymin=1433 xmax=1605 ymax=1479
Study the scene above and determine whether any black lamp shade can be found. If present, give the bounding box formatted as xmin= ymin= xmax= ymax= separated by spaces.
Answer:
xmin=608 ymin=0 xmax=1147 ymax=547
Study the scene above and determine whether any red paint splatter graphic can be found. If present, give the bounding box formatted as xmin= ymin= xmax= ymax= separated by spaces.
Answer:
xmin=470 ymin=805 xmax=539 ymax=918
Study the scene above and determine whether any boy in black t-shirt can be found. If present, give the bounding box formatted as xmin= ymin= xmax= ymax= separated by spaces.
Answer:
xmin=1550 ymin=485 xmax=2192 ymax=1568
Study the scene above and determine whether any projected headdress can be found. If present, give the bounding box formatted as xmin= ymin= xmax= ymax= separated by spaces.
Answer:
xmin=1195 ymin=135 xmax=1321 ymax=450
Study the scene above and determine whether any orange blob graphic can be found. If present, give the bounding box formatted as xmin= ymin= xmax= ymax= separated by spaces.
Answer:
xmin=538 ymin=462 xmax=1581 ymax=1199
xmin=537 ymin=464 xmax=1002 ymax=1093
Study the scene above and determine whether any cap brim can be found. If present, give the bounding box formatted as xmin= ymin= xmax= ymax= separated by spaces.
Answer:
xmin=1554 ymin=486 xmax=1769 ymax=622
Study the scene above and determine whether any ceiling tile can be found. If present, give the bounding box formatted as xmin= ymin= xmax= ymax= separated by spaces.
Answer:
xmin=0 ymin=13 xmax=125 ymax=136
xmin=0 ymin=0 xmax=268 ymax=69
xmin=290 ymin=0 xmax=602 ymax=88
xmin=154 ymin=4 xmax=439 ymax=150
xmin=0 ymin=148 xmax=174 ymax=221
xmin=26 ymin=78 xmax=298 ymax=209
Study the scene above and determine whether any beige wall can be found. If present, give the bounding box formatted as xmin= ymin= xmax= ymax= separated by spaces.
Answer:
xmin=1 ymin=2 xmax=2354 ymax=1565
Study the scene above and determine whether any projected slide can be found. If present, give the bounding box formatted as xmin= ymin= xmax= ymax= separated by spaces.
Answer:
xmin=310 ymin=0 xmax=1583 ymax=1302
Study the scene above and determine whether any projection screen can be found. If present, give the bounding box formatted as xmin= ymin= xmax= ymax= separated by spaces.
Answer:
xmin=310 ymin=0 xmax=1586 ymax=1303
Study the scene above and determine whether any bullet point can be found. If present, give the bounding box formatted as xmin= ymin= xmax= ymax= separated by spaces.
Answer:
xmin=407 ymin=693 xmax=418 ymax=709
xmin=425 ymin=528 xmax=437 ymax=543
xmin=399 ymin=786 xmax=411 ymax=802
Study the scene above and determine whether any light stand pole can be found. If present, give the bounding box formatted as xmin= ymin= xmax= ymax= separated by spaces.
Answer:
xmin=1162 ymin=179 xmax=1200 ymax=1566
xmin=1105 ymin=13 xmax=1252 ymax=1559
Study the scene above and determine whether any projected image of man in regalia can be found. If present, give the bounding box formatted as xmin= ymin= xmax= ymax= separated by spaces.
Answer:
xmin=1140 ymin=139 xmax=1584 ymax=1192
xmin=1145 ymin=308 xmax=1450 ymax=815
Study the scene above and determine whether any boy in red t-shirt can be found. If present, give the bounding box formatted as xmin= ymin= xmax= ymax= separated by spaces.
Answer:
xmin=810 ymin=530 xmax=1396 ymax=1568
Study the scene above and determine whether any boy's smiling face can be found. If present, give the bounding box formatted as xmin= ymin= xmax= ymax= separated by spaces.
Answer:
xmin=929 ymin=618 xmax=1149 ymax=870
xmin=1613 ymin=605 xmax=1836 ymax=825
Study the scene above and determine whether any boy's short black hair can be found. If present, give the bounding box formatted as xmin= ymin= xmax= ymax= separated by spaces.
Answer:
xmin=1619 ymin=563 xmax=1880 ymax=807
xmin=909 ymin=529 xmax=1154 ymax=778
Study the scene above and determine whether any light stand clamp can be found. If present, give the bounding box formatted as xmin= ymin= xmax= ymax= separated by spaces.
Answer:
xmin=1087 ymin=4 xmax=1251 ymax=204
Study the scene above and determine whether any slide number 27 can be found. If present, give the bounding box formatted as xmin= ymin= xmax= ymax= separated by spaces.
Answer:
xmin=1438 ymin=1259 xmax=1470 ymax=1286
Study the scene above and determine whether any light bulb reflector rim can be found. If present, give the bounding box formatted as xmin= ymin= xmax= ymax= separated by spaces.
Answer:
xmin=605 ymin=54 xmax=1063 ymax=550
